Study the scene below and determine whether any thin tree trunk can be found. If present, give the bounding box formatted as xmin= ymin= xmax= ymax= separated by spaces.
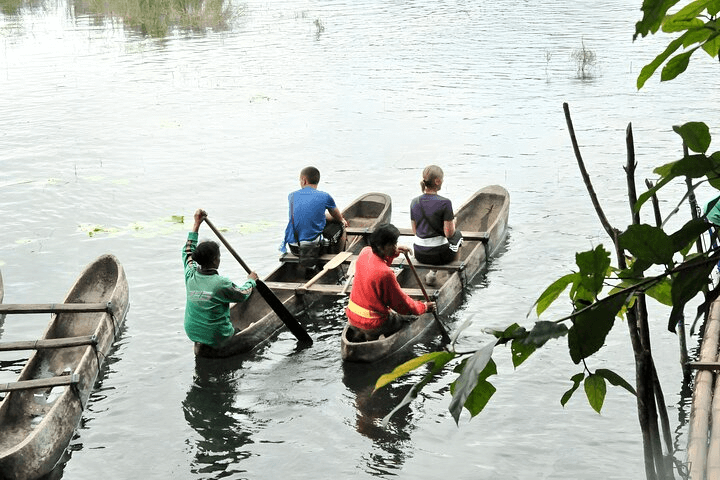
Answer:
xmin=564 ymin=103 xmax=658 ymax=480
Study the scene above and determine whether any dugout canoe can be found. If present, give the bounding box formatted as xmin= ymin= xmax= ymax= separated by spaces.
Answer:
xmin=0 ymin=269 xmax=4 ymax=326
xmin=0 ymin=254 xmax=130 ymax=479
xmin=194 ymin=192 xmax=392 ymax=358
xmin=341 ymin=185 xmax=510 ymax=363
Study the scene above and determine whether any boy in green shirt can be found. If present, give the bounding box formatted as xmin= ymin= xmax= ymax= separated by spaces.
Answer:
xmin=183 ymin=209 xmax=258 ymax=350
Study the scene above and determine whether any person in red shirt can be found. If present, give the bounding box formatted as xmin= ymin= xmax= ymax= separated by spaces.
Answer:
xmin=346 ymin=223 xmax=436 ymax=340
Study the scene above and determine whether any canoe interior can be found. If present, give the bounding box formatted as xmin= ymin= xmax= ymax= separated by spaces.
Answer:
xmin=0 ymin=255 xmax=129 ymax=479
xmin=226 ymin=193 xmax=392 ymax=347
xmin=395 ymin=185 xmax=509 ymax=314
xmin=342 ymin=186 xmax=510 ymax=362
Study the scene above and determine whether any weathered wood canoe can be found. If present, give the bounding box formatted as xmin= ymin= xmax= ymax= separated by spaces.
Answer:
xmin=341 ymin=185 xmax=510 ymax=362
xmin=0 ymin=269 xmax=4 ymax=326
xmin=0 ymin=254 xmax=129 ymax=479
xmin=194 ymin=192 xmax=392 ymax=358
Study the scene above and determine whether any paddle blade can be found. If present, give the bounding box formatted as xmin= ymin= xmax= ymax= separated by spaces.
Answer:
xmin=254 ymin=279 xmax=312 ymax=345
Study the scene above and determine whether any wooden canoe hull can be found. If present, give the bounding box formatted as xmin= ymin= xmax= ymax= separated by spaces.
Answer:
xmin=341 ymin=313 xmax=436 ymax=363
xmin=341 ymin=185 xmax=510 ymax=363
xmin=0 ymin=255 xmax=130 ymax=480
xmin=0 ymin=269 xmax=4 ymax=326
xmin=195 ymin=192 xmax=392 ymax=358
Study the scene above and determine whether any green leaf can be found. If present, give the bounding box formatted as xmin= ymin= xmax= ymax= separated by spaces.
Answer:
xmin=172 ymin=215 xmax=185 ymax=223
xmin=645 ymin=278 xmax=673 ymax=306
xmin=661 ymin=48 xmax=696 ymax=82
xmin=533 ymin=272 xmax=577 ymax=316
xmin=576 ymin=246 xmax=611 ymax=298
xmin=709 ymin=0 xmax=720 ymax=16
xmin=595 ymin=368 xmax=637 ymax=396
xmin=448 ymin=340 xmax=498 ymax=424
xmin=487 ymin=323 xmax=525 ymax=345
xmin=619 ymin=224 xmax=674 ymax=265
xmin=670 ymin=218 xmax=711 ymax=254
xmin=523 ymin=321 xmax=570 ymax=347
xmin=584 ymin=373 xmax=607 ymax=413
xmin=673 ymin=122 xmax=711 ymax=153
xmin=668 ymin=259 xmax=715 ymax=331
xmin=702 ymin=32 xmax=720 ymax=57
xmin=637 ymin=34 xmax=686 ymax=88
xmin=568 ymin=294 xmax=626 ymax=364
xmin=457 ymin=360 xmax=498 ymax=418
xmin=561 ymin=372 xmax=585 ymax=406
xmin=374 ymin=351 xmax=455 ymax=392
xmin=510 ymin=339 xmax=536 ymax=368
xmin=380 ymin=351 xmax=456 ymax=427
xmin=635 ymin=0 xmax=682 ymax=38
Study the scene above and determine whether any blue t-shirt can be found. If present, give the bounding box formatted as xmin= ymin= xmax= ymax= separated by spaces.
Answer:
xmin=281 ymin=187 xmax=337 ymax=252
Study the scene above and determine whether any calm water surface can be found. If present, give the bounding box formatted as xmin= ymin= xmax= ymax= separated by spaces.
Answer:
xmin=1 ymin=0 xmax=719 ymax=478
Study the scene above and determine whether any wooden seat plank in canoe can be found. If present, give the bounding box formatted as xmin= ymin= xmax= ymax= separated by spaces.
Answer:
xmin=0 ymin=374 xmax=80 ymax=393
xmin=262 ymin=281 xmax=432 ymax=299
xmin=0 ymin=335 xmax=97 ymax=352
xmin=345 ymin=226 xmax=490 ymax=243
xmin=0 ymin=302 xmax=114 ymax=315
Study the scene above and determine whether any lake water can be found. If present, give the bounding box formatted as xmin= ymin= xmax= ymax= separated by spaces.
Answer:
xmin=1 ymin=0 xmax=720 ymax=478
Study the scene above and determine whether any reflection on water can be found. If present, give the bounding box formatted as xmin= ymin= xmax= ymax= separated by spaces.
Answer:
xmin=0 ymin=0 xmax=237 ymax=37
xmin=341 ymin=361 xmax=413 ymax=475
xmin=183 ymin=355 xmax=254 ymax=478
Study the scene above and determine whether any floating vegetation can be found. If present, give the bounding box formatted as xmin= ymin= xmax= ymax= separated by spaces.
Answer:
xmin=79 ymin=224 xmax=121 ymax=237
xmin=571 ymin=38 xmax=597 ymax=80
xmin=78 ymin=217 xmax=276 ymax=238
xmin=250 ymin=94 xmax=272 ymax=103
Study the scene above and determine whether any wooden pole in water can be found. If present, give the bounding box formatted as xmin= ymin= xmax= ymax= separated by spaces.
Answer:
xmin=687 ymin=301 xmax=720 ymax=480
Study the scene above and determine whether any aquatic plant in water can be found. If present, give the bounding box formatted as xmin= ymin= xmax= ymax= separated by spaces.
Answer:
xmin=77 ymin=0 xmax=240 ymax=37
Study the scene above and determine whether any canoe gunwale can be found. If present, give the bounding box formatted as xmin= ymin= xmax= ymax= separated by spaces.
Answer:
xmin=341 ymin=185 xmax=509 ymax=363
xmin=0 ymin=254 xmax=130 ymax=479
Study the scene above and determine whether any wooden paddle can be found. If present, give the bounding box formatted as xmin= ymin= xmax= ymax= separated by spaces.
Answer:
xmin=402 ymin=251 xmax=451 ymax=343
xmin=298 ymin=251 xmax=352 ymax=294
xmin=341 ymin=258 xmax=357 ymax=295
xmin=202 ymin=217 xmax=313 ymax=345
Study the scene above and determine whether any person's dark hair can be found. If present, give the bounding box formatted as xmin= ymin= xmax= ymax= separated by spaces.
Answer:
xmin=369 ymin=223 xmax=400 ymax=255
xmin=193 ymin=240 xmax=220 ymax=268
xmin=300 ymin=166 xmax=321 ymax=185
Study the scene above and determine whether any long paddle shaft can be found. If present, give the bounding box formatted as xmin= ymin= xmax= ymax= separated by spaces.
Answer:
xmin=300 ymin=251 xmax=353 ymax=292
xmin=202 ymin=217 xmax=312 ymax=345
xmin=402 ymin=252 xmax=451 ymax=343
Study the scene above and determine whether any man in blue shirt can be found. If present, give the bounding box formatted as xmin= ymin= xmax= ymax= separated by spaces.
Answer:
xmin=281 ymin=167 xmax=349 ymax=272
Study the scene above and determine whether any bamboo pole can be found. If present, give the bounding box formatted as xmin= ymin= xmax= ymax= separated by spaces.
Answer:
xmin=688 ymin=300 xmax=720 ymax=480
xmin=706 ymin=370 xmax=720 ymax=479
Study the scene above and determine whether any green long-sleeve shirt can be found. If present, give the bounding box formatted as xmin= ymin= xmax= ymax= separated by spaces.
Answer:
xmin=183 ymin=231 xmax=256 ymax=347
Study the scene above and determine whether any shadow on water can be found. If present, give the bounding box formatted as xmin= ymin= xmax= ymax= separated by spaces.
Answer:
xmin=182 ymin=354 xmax=254 ymax=478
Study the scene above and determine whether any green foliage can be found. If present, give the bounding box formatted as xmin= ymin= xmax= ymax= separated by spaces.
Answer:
xmin=561 ymin=369 xmax=636 ymax=413
xmin=635 ymin=0 xmax=720 ymax=88
xmin=376 ymin=3 xmax=720 ymax=431
xmin=448 ymin=340 xmax=498 ymax=424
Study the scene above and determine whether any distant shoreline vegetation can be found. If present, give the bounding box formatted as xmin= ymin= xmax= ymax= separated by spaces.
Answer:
xmin=0 ymin=0 xmax=240 ymax=37
xmin=79 ymin=0 xmax=239 ymax=37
